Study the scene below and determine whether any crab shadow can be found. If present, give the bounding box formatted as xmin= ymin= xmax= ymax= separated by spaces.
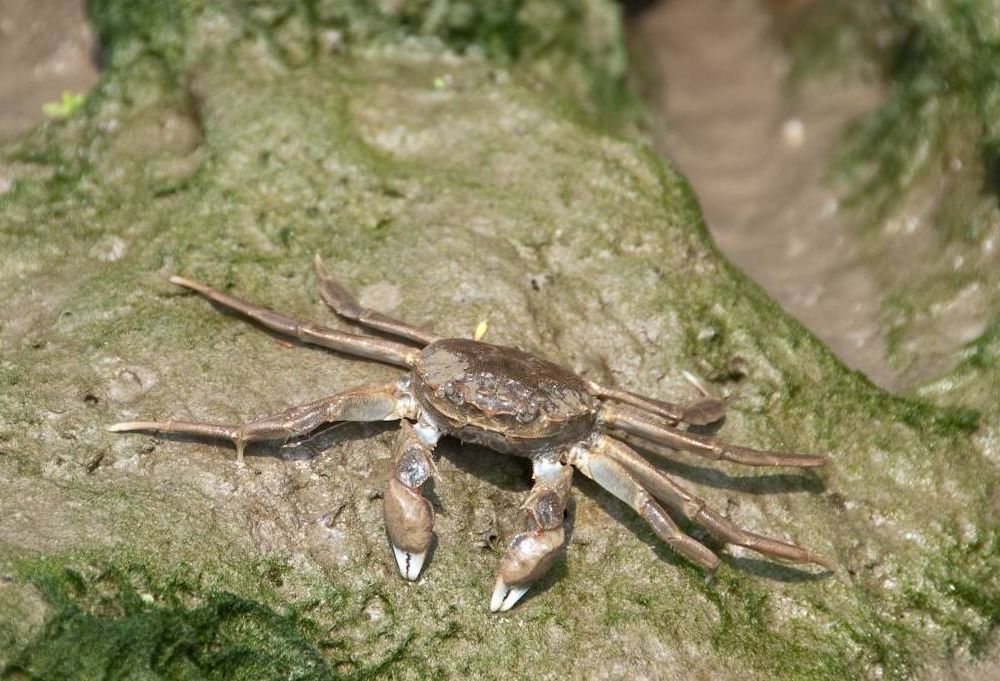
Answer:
xmin=642 ymin=418 xmax=829 ymax=496
xmin=441 ymin=440 xmax=534 ymax=493
xmin=143 ymin=424 xmax=827 ymax=586
xmin=638 ymin=452 xmax=828 ymax=497
xmin=436 ymin=439 xmax=578 ymax=607
xmin=436 ymin=436 xmax=828 ymax=589
xmin=572 ymin=474 xmax=831 ymax=585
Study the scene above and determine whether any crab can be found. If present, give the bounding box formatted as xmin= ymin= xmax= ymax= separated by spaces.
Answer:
xmin=110 ymin=257 xmax=833 ymax=612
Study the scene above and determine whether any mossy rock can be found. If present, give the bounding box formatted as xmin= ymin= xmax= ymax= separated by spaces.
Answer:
xmin=779 ymin=0 xmax=1000 ymax=391
xmin=0 ymin=1 xmax=997 ymax=679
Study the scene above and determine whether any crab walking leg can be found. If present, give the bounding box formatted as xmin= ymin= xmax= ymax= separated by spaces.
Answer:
xmin=490 ymin=458 xmax=573 ymax=613
xmin=597 ymin=435 xmax=834 ymax=569
xmin=600 ymin=403 xmax=828 ymax=468
xmin=109 ymin=382 xmax=411 ymax=465
xmin=589 ymin=382 xmax=726 ymax=426
xmin=383 ymin=421 xmax=439 ymax=581
xmin=314 ymin=255 xmax=442 ymax=345
xmin=169 ymin=275 xmax=420 ymax=368
xmin=613 ymin=428 xmax=832 ymax=477
xmin=569 ymin=441 xmax=720 ymax=572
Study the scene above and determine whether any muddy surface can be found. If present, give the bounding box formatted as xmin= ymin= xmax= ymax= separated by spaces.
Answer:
xmin=6 ymin=0 xmax=991 ymax=399
xmin=0 ymin=0 xmax=98 ymax=142
xmin=1 ymin=2 xmax=997 ymax=679
xmin=1 ymin=0 xmax=904 ymax=394
xmin=629 ymin=0 xmax=897 ymax=388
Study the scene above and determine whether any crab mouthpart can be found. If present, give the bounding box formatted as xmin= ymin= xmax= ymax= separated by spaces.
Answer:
xmin=391 ymin=544 xmax=426 ymax=581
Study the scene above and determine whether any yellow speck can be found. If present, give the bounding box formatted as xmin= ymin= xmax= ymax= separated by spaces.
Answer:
xmin=474 ymin=319 xmax=489 ymax=341
xmin=42 ymin=91 xmax=86 ymax=118
xmin=433 ymin=76 xmax=446 ymax=90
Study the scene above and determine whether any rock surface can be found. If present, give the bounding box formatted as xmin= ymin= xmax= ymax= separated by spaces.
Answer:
xmin=1 ymin=1 xmax=997 ymax=679
xmin=775 ymin=0 xmax=1000 ymax=399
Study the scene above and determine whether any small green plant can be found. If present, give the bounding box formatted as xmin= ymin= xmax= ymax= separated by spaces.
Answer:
xmin=41 ymin=91 xmax=86 ymax=119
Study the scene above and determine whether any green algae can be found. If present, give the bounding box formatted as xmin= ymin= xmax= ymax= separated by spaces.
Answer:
xmin=1 ymin=1 xmax=998 ymax=678
xmin=778 ymin=0 xmax=1000 ymax=394
xmin=1 ymin=554 xmax=411 ymax=680
xmin=783 ymin=0 xmax=1000 ymax=222
xmin=87 ymin=0 xmax=634 ymax=130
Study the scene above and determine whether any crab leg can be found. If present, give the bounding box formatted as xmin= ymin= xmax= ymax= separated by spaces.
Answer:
xmin=597 ymin=435 xmax=833 ymax=569
xmin=384 ymin=420 xmax=440 ymax=581
xmin=491 ymin=458 xmax=573 ymax=612
xmin=169 ymin=275 xmax=420 ymax=368
xmin=590 ymin=381 xmax=726 ymax=426
xmin=600 ymin=403 xmax=828 ymax=468
xmin=315 ymin=255 xmax=442 ymax=345
xmin=569 ymin=440 xmax=720 ymax=572
xmin=108 ymin=382 xmax=411 ymax=465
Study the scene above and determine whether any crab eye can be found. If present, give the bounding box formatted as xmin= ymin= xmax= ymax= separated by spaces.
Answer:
xmin=515 ymin=401 xmax=539 ymax=424
xmin=441 ymin=381 xmax=464 ymax=405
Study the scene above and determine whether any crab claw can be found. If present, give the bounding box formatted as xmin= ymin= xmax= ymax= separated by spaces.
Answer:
xmin=383 ymin=424 xmax=436 ymax=581
xmin=384 ymin=477 xmax=433 ymax=580
xmin=490 ymin=524 xmax=565 ymax=612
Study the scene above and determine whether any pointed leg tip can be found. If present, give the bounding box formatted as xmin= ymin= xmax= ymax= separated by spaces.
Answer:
xmin=489 ymin=579 xmax=530 ymax=613
xmin=794 ymin=452 xmax=829 ymax=467
xmin=815 ymin=556 xmax=836 ymax=572
xmin=108 ymin=421 xmax=146 ymax=432
xmin=391 ymin=545 xmax=426 ymax=581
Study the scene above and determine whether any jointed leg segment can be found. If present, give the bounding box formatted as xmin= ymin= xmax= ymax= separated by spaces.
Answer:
xmin=590 ymin=381 xmax=727 ymax=426
xmin=601 ymin=402 xmax=828 ymax=468
xmin=491 ymin=458 xmax=573 ymax=612
xmin=314 ymin=255 xmax=441 ymax=345
xmin=570 ymin=440 xmax=721 ymax=572
xmin=109 ymin=382 xmax=410 ymax=465
xmin=169 ymin=275 xmax=420 ymax=367
xmin=594 ymin=434 xmax=833 ymax=569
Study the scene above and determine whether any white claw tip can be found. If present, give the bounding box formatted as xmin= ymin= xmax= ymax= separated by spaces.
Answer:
xmin=107 ymin=422 xmax=132 ymax=432
xmin=489 ymin=579 xmax=530 ymax=613
xmin=391 ymin=545 xmax=426 ymax=581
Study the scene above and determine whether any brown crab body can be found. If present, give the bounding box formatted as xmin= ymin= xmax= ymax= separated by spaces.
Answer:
xmin=111 ymin=259 xmax=833 ymax=612
xmin=412 ymin=338 xmax=596 ymax=455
